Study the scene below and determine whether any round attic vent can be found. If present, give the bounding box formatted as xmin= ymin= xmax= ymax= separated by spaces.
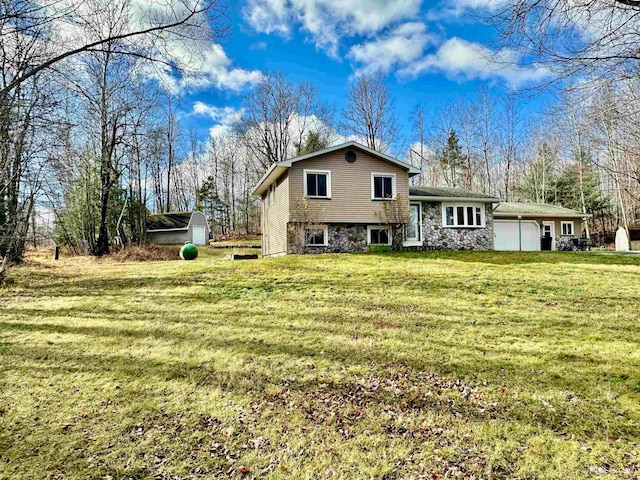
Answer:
xmin=345 ymin=150 xmax=357 ymax=163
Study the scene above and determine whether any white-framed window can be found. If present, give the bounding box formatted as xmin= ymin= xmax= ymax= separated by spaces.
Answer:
xmin=561 ymin=221 xmax=574 ymax=236
xmin=441 ymin=203 xmax=485 ymax=228
xmin=405 ymin=203 xmax=422 ymax=244
xmin=305 ymin=225 xmax=328 ymax=247
xmin=304 ymin=169 xmax=331 ymax=199
xmin=367 ymin=225 xmax=392 ymax=245
xmin=371 ymin=172 xmax=396 ymax=200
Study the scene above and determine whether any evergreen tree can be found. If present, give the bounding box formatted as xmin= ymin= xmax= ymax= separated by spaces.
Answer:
xmin=439 ymin=130 xmax=467 ymax=187
xmin=294 ymin=131 xmax=329 ymax=156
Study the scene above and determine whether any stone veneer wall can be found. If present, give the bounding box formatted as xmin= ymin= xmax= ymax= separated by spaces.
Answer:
xmin=286 ymin=202 xmax=494 ymax=254
xmin=420 ymin=202 xmax=493 ymax=250
xmin=288 ymin=224 xmax=369 ymax=254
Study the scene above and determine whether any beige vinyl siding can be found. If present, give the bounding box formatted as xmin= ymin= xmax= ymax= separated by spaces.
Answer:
xmin=262 ymin=172 xmax=290 ymax=257
xmin=288 ymin=147 xmax=410 ymax=224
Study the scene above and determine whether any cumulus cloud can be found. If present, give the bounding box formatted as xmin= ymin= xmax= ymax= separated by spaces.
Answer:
xmin=399 ymin=37 xmax=550 ymax=88
xmin=348 ymin=22 xmax=437 ymax=76
xmin=140 ymin=41 xmax=263 ymax=94
xmin=191 ymin=102 xmax=244 ymax=140
xmin=243 ymin=0 xmax=422 ymax=56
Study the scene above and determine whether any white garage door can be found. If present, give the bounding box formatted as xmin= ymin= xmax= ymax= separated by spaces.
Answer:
xmin=192 ymin=226 xmax=207 ymax=245
xmin=494 ymin=220 xmax=540 ymax=251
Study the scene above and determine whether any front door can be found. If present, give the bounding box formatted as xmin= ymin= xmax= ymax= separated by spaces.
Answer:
xmin=541 ymin=221 xmax=555 ymax=250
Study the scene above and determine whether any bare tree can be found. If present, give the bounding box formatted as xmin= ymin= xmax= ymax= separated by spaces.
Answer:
xmin=341 ymin=72 xmax=400 ymax=154
xmin=0 ymin=0 xmax=226 ymax=96
xmin=236 ymin=72 xmax=333 ymax=170
xmin=409 ymin=104 xmax=429 ymax=185
xmin=489 ymin=0 xmax=640 ymax=92
xmin=475 ymin=86 xmax=497 ymax=194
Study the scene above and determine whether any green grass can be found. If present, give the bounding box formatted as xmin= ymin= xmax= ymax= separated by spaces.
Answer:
xmin=1 ymin=250 xmax=639 ymax=479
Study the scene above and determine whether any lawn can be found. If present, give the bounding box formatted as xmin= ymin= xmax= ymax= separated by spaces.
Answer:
xmin=1 ymin=249 xmax=639 ymax=479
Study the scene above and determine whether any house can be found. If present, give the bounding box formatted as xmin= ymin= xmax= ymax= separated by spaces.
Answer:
xmin=146 ymin=211 xmax=209 ymax=245
xmin=252 ymin=141 xmax=499 ymax=256
xmin=252 ymin=141 xmax=590 ymax=256
xmin=493 ymin=202 xmax=589 ymax=251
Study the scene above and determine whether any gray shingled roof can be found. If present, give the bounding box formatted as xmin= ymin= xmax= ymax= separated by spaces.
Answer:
xmin=494 ymin=202 xmax=587 ymax=217
xmin=409 ymin=186 xmax=500 ymax=200
xmin=146 ymin=212 xmax=192 ymax=230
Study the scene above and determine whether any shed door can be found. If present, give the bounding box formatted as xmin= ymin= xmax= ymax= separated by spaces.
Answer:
xmin=192 ymin=226 xmax=206 ymax=245
xmin=494 ymin=220 xmax=540 ymax=251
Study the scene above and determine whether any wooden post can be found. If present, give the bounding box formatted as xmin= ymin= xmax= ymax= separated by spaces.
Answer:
xmin=54 ymin=245 xmax=59 ymax=260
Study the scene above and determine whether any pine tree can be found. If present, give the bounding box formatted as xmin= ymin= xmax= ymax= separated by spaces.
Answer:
xmin=439 ymin=130 xmax=467 ymax=188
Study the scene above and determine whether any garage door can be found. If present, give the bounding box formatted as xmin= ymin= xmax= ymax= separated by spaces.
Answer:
xmin=192 ymin=226 xmax=207 ymax=245
xmin=494 ymin=220 xmax=540 ymax=251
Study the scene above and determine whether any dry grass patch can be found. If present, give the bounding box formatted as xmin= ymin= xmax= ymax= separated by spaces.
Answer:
xmin=1 ymin=250 xmax=639 ymax=479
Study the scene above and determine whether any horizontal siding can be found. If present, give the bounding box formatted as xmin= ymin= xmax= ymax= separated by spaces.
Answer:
xmin=288 ymin=147 xmax=410 ymax=224
xmin=262 ymin=172 xmax=289 ymax=257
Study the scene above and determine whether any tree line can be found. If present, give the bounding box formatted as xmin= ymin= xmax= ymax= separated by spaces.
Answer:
xmin=2 ymin=0 xmax=640 ymax=274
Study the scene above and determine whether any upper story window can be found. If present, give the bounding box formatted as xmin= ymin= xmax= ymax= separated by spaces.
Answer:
xmin=304 ymin=169 xmax=331 ymax=199
xmin=442 ymin=203 xmax=485 ymax=228
xmin=561 ymin=221 xmax=574 ymax=236
xmin=371 ymin=173 xmax=396 ymax=200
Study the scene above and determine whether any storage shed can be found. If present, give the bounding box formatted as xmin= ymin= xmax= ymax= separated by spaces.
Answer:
xmin=146 ymin=211 xmax=209 ymax=245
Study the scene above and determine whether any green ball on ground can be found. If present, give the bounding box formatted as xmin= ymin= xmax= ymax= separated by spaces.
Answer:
xmin=180 ymin=242 xmax=198 ymax=260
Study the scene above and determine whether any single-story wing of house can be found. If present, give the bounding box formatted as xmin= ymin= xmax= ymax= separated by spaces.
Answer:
xmin=493 ymin=202 xmax=590 ymax=251
xmin=146 ymin=211 xmax=209 ymax=245
xmin=252 ymin=141 xmax=590 ymax=256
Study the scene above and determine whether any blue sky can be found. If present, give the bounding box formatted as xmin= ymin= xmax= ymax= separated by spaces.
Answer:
xmin=176 ymin=0 xmax=552 ymax=147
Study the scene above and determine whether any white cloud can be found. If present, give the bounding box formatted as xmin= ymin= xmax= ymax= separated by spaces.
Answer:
xmin=191 ymin=102 xmax=244 ymax=140
xmin=426 ymin=0 xmax=508 ymax=20
xmin=244 ymin=0 xmax=422 ymax=56
xmin=143 ymin=42 xmax=263 ymax=94
xmin=400 ymin=37 xmax=550 ymax=88
xmin=348 ymin=22 xmax=437 ymax=76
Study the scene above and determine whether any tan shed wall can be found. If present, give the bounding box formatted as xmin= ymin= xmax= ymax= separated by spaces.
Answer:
xmin=288 ymin=147 xmax=410 ymax=224
xmin=147 ymin=230 xmax=188 ymax=245
xmin=262 ymin=172 xmax=290 ymax=257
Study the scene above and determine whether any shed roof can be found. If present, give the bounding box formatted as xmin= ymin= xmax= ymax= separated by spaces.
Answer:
xmin=409 ymin=186 xmax=501 ymax=202
xmin=494 ymin=202 xmax=589 ymax=218
xmin=146 ymin=212 xmax=193 ymax=231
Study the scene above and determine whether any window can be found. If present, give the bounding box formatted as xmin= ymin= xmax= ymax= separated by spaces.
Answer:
xmin=442 ymin=204 xmax=485 ymax=227
xmin=561 ymin=221 xmax=574 ymax=236
xmin=367 ymin=226 xmax=392 ymax=245
xmin=405 ymin=203 xmax=421 ymax=243
xmin=304 ymin=170 xmax=331 ymax=198
xmin=305 ymin=226 xmax=328 ymax=246
xmin=371 ymin=173 xmax=396 ymax=200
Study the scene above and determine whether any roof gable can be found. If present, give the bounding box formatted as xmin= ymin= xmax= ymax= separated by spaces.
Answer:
xmin=253 ymin=141 xmax=419 ymax=196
